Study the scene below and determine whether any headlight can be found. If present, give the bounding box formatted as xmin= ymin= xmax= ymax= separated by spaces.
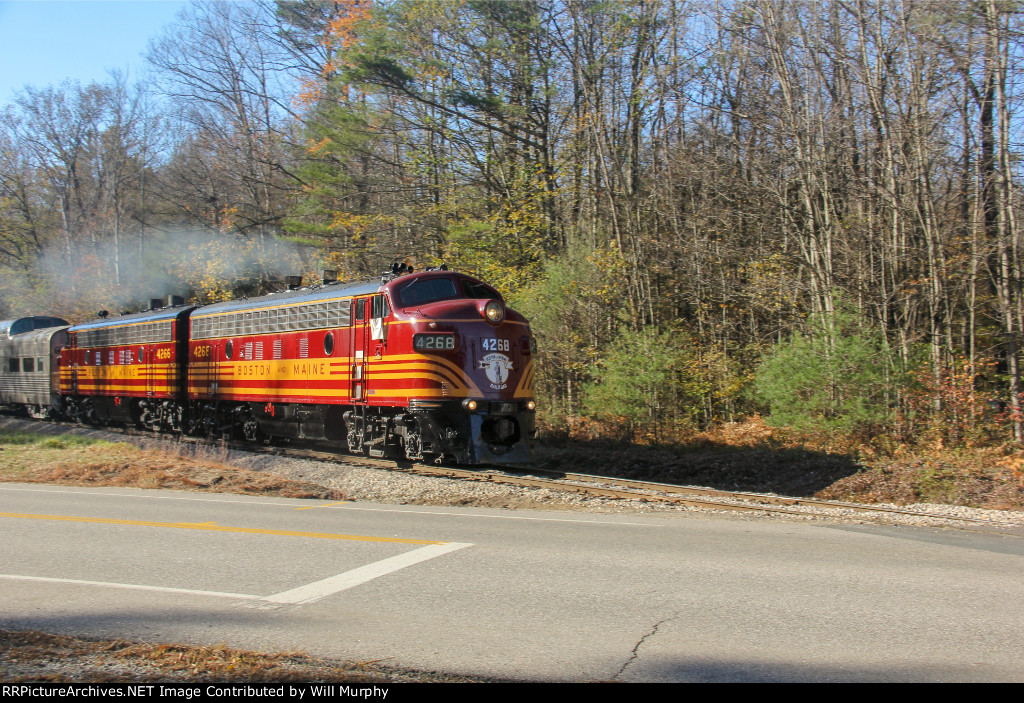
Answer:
xmin=483 ymin=300 xmax=505 ymax=324
xmin=462 ymin=399 xmax=479 ymax=411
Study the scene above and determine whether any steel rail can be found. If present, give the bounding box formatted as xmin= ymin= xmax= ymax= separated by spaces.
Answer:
xmin=247 ymin=442 xmax=1021 ymax=527
xmin=402 ymin=462 xmax=1023 ymax=527
xmin=503 ymin=467 xmax=1024 ymax=526
xmin=181 ymin=439 xmax=823 ymax=517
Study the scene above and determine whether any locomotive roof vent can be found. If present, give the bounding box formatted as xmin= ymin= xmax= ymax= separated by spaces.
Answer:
xmin=286 ymin=275 xmax=303 ymax=290
xmin=149 ymin=298 xmax=163 ymax=310
xmin=167 ymin=294 xmax=185 ymax=307
xmin=321 ymin=269 xmax=339 ymax=284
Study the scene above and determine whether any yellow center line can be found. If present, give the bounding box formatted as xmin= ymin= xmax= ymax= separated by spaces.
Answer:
xmin=294 ymin=501 xmax=353 ymax=511
xmin=0 ymin=512 xmax=444 ymax=545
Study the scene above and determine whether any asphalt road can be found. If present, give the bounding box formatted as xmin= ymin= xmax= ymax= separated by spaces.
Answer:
xmin=1 ymin=482 xmax=1023 ymax=682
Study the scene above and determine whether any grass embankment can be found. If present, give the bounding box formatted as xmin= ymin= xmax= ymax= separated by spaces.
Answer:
xmin=534 ymin=418 xmax=1024 ymax=511
xmin=0 ymin=428 xmax=342 ymax=500
xmin=2 ymin=420 xmax=1023 ymax=510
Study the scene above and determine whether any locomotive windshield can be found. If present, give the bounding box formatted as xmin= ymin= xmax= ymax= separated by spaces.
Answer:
xmin=395 ymin=277 xmax=500 ymax=307
xmin=462 ymin=280 xmax=501 ymax=301
xmin=397 ymin=278 xmax=458 ymax=306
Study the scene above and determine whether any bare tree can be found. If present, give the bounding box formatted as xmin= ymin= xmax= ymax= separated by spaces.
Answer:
xmin=147 ymin=0 xmax=296 ymax=251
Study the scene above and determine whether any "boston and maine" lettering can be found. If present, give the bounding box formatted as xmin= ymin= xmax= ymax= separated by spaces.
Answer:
xmin=291 ymin=361 xmax=328 ymax=377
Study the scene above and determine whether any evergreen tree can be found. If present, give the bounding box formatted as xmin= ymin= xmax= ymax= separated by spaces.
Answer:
xmin=755 ymin=306 xmax=897 ymax=438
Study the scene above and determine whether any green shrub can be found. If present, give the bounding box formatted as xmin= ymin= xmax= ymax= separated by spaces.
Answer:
xmin=755 ymin=308 xmax=897 ymax=439
xmin=581 ymin=326 xmax=726 ymax=441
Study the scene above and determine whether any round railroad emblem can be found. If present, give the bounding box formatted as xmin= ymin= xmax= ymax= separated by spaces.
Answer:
xmin=480 ymin=352 xmax=514 ymax=389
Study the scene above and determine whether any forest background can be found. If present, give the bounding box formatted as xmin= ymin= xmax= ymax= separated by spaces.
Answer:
xmin=3 ymin=0 xmax=1024 ymax=463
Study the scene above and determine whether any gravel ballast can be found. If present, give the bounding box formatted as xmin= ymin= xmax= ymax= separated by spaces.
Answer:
xmin=3 ymin=415 xmax=1024 ymax=532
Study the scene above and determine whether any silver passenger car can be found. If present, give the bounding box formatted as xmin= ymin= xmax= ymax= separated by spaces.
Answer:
xmin=0 ymin=316 xmax=69 ymax=417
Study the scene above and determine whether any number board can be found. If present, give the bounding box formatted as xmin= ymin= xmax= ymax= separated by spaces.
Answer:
xmin=413 ymin=333 xmax=457 ymax=351
xmin=481 ymin=338 xmax=510 ymax=352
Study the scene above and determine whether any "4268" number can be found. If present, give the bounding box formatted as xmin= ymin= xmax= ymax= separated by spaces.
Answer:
xmin=481 ymin=338 xmax=509 ymax=352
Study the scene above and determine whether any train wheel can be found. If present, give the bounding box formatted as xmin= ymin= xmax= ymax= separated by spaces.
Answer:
xmin=241 ymin=412 xmax=261 ymax=442
xmin=199 ymin=405 xmax=219 ymax=439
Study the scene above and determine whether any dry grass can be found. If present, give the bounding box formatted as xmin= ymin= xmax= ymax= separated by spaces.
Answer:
xmin=818 ymin=448 xmax=1024 ymax=510
xmin=0 ymin=629 xmax=487 ymax=683
xmin=0 ymin=428 xmax=344 ymax=500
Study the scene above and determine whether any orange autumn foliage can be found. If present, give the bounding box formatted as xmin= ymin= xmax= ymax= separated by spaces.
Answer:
xmin=295 ymin=0 xmax=374 ymax=107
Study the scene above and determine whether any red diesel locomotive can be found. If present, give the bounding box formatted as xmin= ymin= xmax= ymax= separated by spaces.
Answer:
xmin=54 ymin=265 xmax=536 ymax=464
xmin=60 ymin=305 xmax=195 ymax=431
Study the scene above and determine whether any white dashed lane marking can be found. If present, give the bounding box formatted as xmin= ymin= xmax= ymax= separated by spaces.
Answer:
xmin=0 ymin=511 xmax=473 ymax=605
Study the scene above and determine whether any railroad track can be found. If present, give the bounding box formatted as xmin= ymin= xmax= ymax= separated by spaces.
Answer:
xmin=4 ymin=415 xmax=1022 ymax=530
xmin=231 ymin=438 xmax=1024 ymax=529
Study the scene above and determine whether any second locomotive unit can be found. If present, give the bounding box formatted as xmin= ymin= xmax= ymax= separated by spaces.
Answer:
xmin=45 ymin=265 xmax=536 ymax=464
